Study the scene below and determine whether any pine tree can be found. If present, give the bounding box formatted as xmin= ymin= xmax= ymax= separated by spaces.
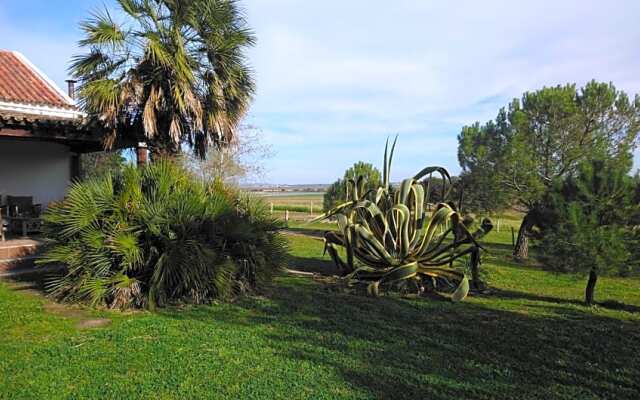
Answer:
xmin=538 ymin=154 xmax=639 ymax=305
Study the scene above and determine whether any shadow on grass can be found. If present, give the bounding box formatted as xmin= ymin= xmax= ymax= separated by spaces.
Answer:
xmin=5 ymin=258 xmax=639 ymax=398
xmin=1 ymin=266 xmax=64 ymax=293
xmin=287 ymin=255 xmax=338 ymax=275
xmin=490 ymin=288 xmax=640 ymax=313
xmin=284 ymin=227 xmax=326 ymax=238
xmin=489 ymin=288 xmax=585 ymax=307
xmin=164 ymin=278 xmax=640 ymax=399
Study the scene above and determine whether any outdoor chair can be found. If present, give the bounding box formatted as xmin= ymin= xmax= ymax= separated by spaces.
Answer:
xmin=0 ymin=206 xmax=7 ymax=242
xmin=6 ymin=196 xmax=43 ymax=237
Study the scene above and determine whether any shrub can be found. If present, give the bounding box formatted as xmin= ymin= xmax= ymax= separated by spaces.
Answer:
xmin=39 ymin=161 xmax=287 ymax=310
xmin=538 ymin=156 xmax=640 ymax=305
xmin=317 ymin=139 xmax=493 ymax=301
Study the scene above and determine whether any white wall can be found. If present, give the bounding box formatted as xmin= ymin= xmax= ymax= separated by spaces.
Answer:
xmin=0 ymin=139 xmax=71 ymax=207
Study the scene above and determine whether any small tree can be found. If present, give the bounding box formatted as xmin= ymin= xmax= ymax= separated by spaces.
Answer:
xmin=323 ymin=161 xmax=382 ymax=212
xmin=182 ymin=125 xmax=273 ymax=185
xmin=538 ymin=154 xmax=639 ymax=305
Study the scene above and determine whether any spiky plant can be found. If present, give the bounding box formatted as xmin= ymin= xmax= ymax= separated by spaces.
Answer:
xmin=71 ymin=0 xmax=255 ymax=157
xmin=318 ymin=139 xmax=493 ymax=301
xmin=38 ymin=161 xmax=286 ymax=310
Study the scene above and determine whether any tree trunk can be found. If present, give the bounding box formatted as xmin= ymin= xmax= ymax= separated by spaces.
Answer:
xmin=136 ymin=143 xmax=148 ymax=168
xmin=513 ymin=212 xmax=534 ymax=260
xmin=469 ymin=246 xmax=486 ymax=292
xmin=585 ymin=269 xmax=598 ymax=306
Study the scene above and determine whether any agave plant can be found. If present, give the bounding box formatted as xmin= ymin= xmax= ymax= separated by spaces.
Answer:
xmin=38 ymin=161 xmax=287 ymax=310
xmin=318 ymin=138 xmax=493 ymax=301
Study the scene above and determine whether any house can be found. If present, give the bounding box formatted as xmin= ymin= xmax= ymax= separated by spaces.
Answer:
xmin=0 ymin=50 xmax=106 ymax=207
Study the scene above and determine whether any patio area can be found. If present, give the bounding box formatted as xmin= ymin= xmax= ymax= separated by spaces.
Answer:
xmin=0 ymin=236 xmax=44 ymax=275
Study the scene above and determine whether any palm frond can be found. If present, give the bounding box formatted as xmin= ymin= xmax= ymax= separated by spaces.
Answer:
xmin=39 ymin=161 xmax=286 ymax=310
xmin=72 ymin=0 xmax=256 ymax=157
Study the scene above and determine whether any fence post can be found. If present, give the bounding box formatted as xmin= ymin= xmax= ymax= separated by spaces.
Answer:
xmin=270 ymin=202 xmax=274 ymax=215
xmin=285 ymin=210 xmax=289 ymax=222
xmin=310 ymin=202 xmax=313 ymax=215
xmin=497 ymin=219 xmax=501 ymax=233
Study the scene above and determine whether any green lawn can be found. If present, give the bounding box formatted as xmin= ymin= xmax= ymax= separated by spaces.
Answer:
xmin=1 ymin=224 xmax=639 ymax=399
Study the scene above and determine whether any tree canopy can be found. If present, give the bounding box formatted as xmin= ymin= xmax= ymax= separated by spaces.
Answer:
xmin=71 ymin=0 xmax=255 ymax=159
xmin=538 ymin=153 xmax=640 ymax=304
xmin=458 ymin=81 xmax=640 ymax=257
xmin=323 ymin=162 xmax=382 ymax=212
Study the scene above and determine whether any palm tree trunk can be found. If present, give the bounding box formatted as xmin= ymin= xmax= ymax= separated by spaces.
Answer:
xmin=585 ymin=269 xmax=598 ymax=306
xmin=136 ymin=143 xmax=148 ymax=168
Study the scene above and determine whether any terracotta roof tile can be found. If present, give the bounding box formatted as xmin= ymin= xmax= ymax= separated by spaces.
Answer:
xmin=0 ymin=51 xmax=74 ymax=109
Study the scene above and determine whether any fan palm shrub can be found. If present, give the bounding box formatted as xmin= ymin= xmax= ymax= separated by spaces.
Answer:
xmin=317 ymin=139 xmax=493 ymax=301
xmin=38 ymin=161 xmax=286 ymax=310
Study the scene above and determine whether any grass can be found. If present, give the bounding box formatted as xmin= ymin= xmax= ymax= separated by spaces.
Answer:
xmin=1 ymin=221 xmax=639 ymax=399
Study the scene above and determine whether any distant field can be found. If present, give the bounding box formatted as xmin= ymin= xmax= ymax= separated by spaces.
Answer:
xmin=252 ymin=192 xmax=325 ymax=217
xmin=253 ymin=191 xmax=523 ymax=234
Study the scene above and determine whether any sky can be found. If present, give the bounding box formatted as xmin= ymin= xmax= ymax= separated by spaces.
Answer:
xmin=1 ymin=0 xmax=639 ymax=183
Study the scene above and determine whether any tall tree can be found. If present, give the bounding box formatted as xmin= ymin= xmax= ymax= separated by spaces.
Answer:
xmin=458 ymin=81 xmax=640 ymax=258
xmin=71 ymin=0 xmax=255 ymax=160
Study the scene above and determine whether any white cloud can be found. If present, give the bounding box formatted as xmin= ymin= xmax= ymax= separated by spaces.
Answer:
xmin=245 ymin=0 xmax=640 ymax=182
xmin=2 ymin=0 xmax=639 ymax=182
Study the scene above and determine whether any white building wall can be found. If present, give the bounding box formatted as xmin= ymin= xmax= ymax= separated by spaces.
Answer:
xmin=0 ymin=139 xmax=71 ymax=207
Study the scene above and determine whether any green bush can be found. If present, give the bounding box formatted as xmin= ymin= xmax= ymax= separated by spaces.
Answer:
xmin=39 ymin=161 xmax=287 ymax=310
xmin=538 ymin=156 xmax=639 ymax=305
xmin=323 ymin=161 xmax=382 ymax=212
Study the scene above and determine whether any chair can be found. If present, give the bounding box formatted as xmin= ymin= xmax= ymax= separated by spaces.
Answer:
xmin=6 ymin=196 xmax=42 ymax=237
xmin=0 ymin=206 xmax=7 ymax=242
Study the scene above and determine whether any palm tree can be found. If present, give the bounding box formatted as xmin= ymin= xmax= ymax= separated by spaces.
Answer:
xmin=71 ymin=0 xmax=255 ymax=161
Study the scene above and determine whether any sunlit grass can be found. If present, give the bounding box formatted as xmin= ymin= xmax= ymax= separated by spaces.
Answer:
xmin=1 ymin=221 xmax=639 ymax=399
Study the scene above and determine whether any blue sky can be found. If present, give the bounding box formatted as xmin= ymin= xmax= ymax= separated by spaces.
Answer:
xmin=2 ymin=0 xmax=639 ymax=183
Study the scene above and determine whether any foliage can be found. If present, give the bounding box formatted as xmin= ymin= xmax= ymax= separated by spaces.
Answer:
xmin=323 ymin=161 xmax=382 ymax=212
xmin=317 ymin=139 xmax=493 ymax=301
xmin=71 ymin=0 xmax=255 ymax=158
xmin=38 ymin=161 xmax=287 ymax=309
xmin=457 ymin=170 xmax=507 ymax=214
xmin=538 ymin=155 xmax=640 ymax=304
xmin=80 ymin=151 xmax=127 ymax=180
xmin=458 ymin=81 xmax=640 ymax=257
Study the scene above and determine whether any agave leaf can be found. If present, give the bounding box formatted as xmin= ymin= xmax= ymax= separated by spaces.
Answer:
xmin=381 ymin=262 xmax=418 ymax=284
xmin=398 ymin=178 xmax=415 ymax=205
xmin=391 ymin=204 xmax=411 ymax=257
xmin=451 ymin=277 xmax=469 ymax=302
xmin=367 ymin=281 xmax=380 ymax=297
